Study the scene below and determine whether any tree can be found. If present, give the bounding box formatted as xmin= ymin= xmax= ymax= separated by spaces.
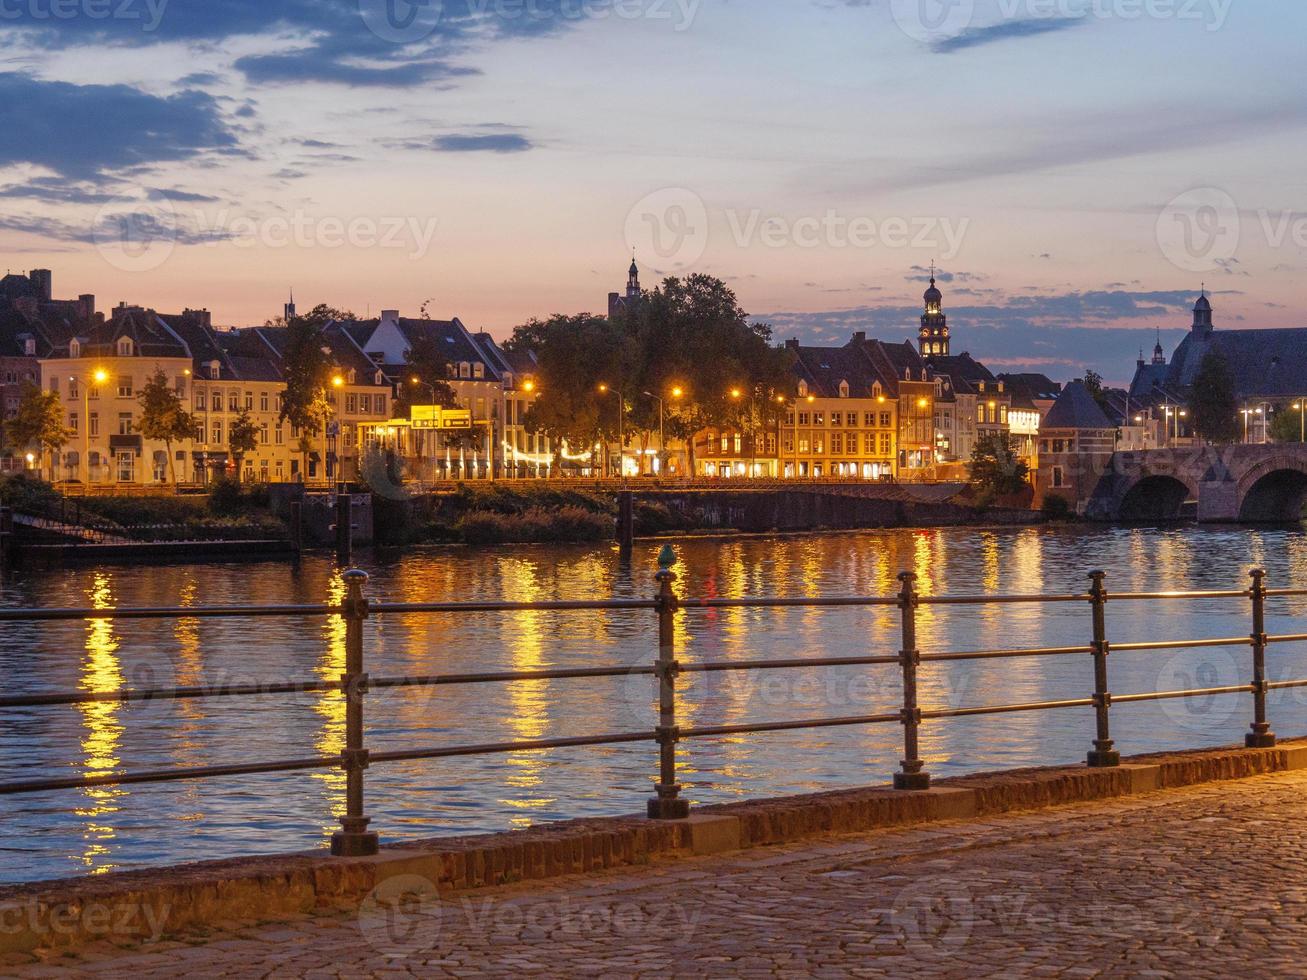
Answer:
xmin=1190 ymin=352 xmax=1240 ymax=445
xmin=1082 ymin=370 xmax=1109 ymax=410
xmin=8 ymin=383 xmax=71 ymax=480
xmin=968 ymin=433 xmax=1030 ymax=497
xmin=138 ymin=370 xmax=200 ymax=485
xmin=278 ymin=305 xmax=352 ymax=479
xmin=394 ymin=329 xmax=458 ymax=417
xmin=1270 ymin=404 xmax=1306 ymax=444
xmin=228 ymin=410 xmax=261 ymax=483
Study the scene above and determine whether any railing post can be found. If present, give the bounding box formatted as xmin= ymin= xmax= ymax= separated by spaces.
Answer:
xmin=894 ymin=571 xmax=930 ymax=790
xmin=648 ymin=545 xmax=689 ymax=819
xmin=1086 ymin=570 xmax=1120 ymax=768
xmin=1246 ymin=568 xmax=1277 ymax=749
xmin=331 ymin=569 xmax=379 ymax=856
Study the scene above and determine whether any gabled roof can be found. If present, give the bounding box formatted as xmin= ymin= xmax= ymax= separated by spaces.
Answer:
xmin=1043 ymin=381 xmax=1114 ymax=431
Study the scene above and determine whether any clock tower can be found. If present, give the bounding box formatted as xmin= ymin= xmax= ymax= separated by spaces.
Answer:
xmin=918 ymin=265 xmax=948 ymax=361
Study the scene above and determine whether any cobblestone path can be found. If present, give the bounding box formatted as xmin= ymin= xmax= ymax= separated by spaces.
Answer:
xmin=11 ymin=770 xmax=1307 ymax=978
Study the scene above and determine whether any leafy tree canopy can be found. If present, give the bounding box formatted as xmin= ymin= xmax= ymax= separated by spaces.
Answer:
xmin=1189 ymin=352 xmax=1240 ymax=445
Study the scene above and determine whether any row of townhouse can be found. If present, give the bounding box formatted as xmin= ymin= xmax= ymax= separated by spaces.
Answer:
xmin=0 ymin=273 xmax=548 ymax=485
xmin=698 ymin=276 xmax=1062 ymax=482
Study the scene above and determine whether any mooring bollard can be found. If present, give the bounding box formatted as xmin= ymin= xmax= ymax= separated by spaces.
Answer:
xmin=648 ymin=544 xmax=689 ymax=819
xmin=1246 ymin=568 xmax=1277 ymax=749
xmin=894 ymin=571 xmax=930 ymax=790
xmin=331 ymin=569 xmax=379 ymax=856
xmin=335 ymin=485 xmax=351 ymax=565
xmin=1086 ymin=570 xmax=1120 ymax=768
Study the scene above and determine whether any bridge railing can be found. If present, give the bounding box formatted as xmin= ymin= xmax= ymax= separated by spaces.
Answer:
xmin=1 ymin=562 xmax=1304 ymax=856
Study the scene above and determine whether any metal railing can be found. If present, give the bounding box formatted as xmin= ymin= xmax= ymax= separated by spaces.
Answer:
xmin=1 ymin=559 xmax=1304 ymax=857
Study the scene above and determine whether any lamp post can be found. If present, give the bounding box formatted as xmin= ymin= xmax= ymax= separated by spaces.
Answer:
xmin=78 ymin=367 xmax=108 ymax=486
xmin=598 ymin=383 xmax=625 ymax=485
xmin=1295 ymin=401 xmax=1305 ymax=443
xmin=330 ymin=374 xmax=344 ymax=482
xmin=641 ymin=386 xmax=682 ymax=477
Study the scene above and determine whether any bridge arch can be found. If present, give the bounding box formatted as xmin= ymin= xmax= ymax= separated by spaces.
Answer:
xmin=1117 ymin=474 xmax=1197 ymax=522
xmin=1237 ymin=456 xmax=1307 ymax=523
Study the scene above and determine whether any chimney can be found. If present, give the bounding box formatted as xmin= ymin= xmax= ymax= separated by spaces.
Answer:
xmin=78 ymin=294 xmax=95 ymax=321
xmin=851 ymin=331 xmax=866 ymax=344
xmin=785 ymin=338 xmax=799 ymax=351
xmin=380 ymin=309 xmax=399 ymax=327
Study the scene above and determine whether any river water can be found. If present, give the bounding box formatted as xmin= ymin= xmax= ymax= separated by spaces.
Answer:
xmin=3 ymin=525 xmax=1307 ymax=885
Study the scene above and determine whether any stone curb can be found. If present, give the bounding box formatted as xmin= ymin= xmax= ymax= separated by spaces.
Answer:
xmin=3 ymin=739 xmax=1305 ymax=954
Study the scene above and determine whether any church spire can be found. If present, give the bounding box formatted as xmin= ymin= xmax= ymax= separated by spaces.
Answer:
xmin=284 ymin=287 xmax=296 ymax=322
xmin=627 ymin=250 xmax=640 ymax=298
xmin=919 ymin=264 xmax=948 ymax=361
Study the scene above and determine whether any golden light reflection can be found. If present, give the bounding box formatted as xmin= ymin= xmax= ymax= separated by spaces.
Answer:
xmin=172 ymin=578 xmax=206 ymax=818
xmin=313 ymin=572 xmax=347 ymax=833
xmin=497 ymin=559 xmax=555 ymax=826
xmin=76 ymin=573 xmax=125 ymax=875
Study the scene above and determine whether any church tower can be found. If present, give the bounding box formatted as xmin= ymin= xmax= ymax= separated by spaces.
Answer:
xmin=608 ymin=253 xmax=644 ymax=319
xmin=918 ymin=266 xmax=948 ymax=361
xmin=1192 ymin=288 xmax=1214 ymax=338
xmin=1152 ymin=328 xmax=1166 ymax=365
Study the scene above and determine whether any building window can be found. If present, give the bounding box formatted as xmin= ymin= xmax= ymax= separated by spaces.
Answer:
xmin=175 ymin=377 xmax=186 ymax=397
xmin=473 ymin=363 xmax=484 ymax=379
xmin=245 ymin=392 xmax=254 ymax=410
xmin=68 ymin=412 xmax=79 ymax=434
xmin=798 ymin=412 xmax=810 ymax=426
xmin=212 ymin=392 xmax=222 ymax=412
xmin=880 ymin=412 xmax=891 ymax=428
xmin=117 ymin=337 xmax=133 ymax=356
xmin=212 ymin=421 xmax=223 ymax=444
xmin=275 ymin=424 xmax=284 ymax=446
xmin=375 ymin=395 xmax=386 ymax=416
xmin=346 ymin=394 xmax=358 ymax=414
xmin=813 ymin=412 xmax=825 ymax=426
xmin=831 ymin=412 xmax=842 ymax=426
xmin=228 ymin=392 xmax=239 ymax=412
xmin=259 ymin=424 xmax=269 ymax=445
xmin=49 ymin=377 xmax=59 ymax=395
xmin=118 ymin=413 xmax=132 ymax=435
xmin=879 ymin=434 xmax=892 ymax=454
xmin=832 ymin=433 xmax=843 ymax=454
xmin=260 ymin=392 xmax=269 ymax=412
xmin=1052 ymin=466 xmax=1065 ymax=488
xmin=195 ymin=391 xmax=205 ymax=411
xmin=89 ymin=413 xmax=99 ymax=437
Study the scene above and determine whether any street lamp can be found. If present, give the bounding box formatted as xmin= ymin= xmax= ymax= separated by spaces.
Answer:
xmin=598 ymin=383 xmax=625 ymax=484
xmin=641 ymin=385 xmax=682 ymax=477
xmin=74 ymin=367 xmax=108 ymax=486
xmin=1295 ymin=402 xmax=1305 ymax=443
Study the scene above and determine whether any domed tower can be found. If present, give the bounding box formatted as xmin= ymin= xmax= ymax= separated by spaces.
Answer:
xmin=1152 ymin=328 xmax=1166 ymax=366
xmin=626 ymin=254 xmax=641 ymax=301
xmin=1192 ymin=288 xmax=1214 ymax=338
xmin=918 ymin=266 xmax=948 ymax=361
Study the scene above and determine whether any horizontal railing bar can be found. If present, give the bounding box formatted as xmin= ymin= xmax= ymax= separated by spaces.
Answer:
xmin=681 ymin=713 xmax=902 ymax=738
xmin=923 ymin=698 xmax=1094 ymax=719
xmin=679 ymin=597 xmax=899 ymax=609
xmin=1112 ymin=637 xmax=1251 ymax=653
xmin=0 ymin=755 xmax=338 ymax=795
xmin=0 ymin=680 xmax=338 ymax=708
xmin=1113 ymin=686 xmax=1252 ymax=705
xmin=921 ymin=645 xmax=1092 ymax=663
xmin=1267 ymin=635 xmax=1307 ymax=645
xmin=918 ymin=594 xmax=1087 ymax=606
xmin=0 ymin=604 xmax=337 ymax=622
xmin=370 ymin=665 xmax=656 ymax=688
xmin=369 ymin=599 xmax=657 ymax=614
xmin=1266 ymin=590 xmax=1307 ymax=598
xmin=1267 ymin=680 xmax=1307 ymax=690
xmin=368 ymin=731 xmax=655 ymax=763
xmin=1107 ymin=590 xmax=1250 ymax=602
xmin=681 ymin=655 xmax=901 ymax=673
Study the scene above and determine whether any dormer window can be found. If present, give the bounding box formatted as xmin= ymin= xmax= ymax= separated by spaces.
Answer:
xmin=504 ymin=372 xmax=514 ymax=389
xmin=872 ymin=382 xmax=882 ymax=399
xmin=117 ymin=336 xmax=133 ymax=357
xmin=460 ymin=362 xmax=471 ymax=379
xmin=69 ymin=339 xmax=81 ymax=359
xmin=23 ymin=338 xmax=35 ymax=356
xmin=838 ymin=380 xmax=850 ymax=399
xmin=374 ymin=370 xmax=384 ymax=385
xmin=473 ymin=363 xmax=484 ymax=379
xmin=797 ymin=380 xmax=809 ymax=397
xmin=207 ymin=360 xmax=221 ymax=380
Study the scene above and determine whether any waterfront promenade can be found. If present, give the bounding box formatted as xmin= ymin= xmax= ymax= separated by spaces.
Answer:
xmin=9 ymin=766 xmax=1307 ymax=977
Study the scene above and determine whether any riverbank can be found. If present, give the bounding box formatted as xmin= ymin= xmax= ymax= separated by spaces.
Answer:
xmin=3 ymin=739 xmax=1302 ymax=957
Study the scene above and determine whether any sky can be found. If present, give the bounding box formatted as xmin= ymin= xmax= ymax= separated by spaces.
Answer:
xmin=1 ymin=0 xmax=1305 ymax=385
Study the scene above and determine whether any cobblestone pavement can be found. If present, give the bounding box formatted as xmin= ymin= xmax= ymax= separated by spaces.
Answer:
xmin=11 ymin=770 xmax=1307 ymax=978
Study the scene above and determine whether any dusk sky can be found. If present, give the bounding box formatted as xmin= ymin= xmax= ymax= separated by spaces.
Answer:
xmin=2 ymin=0 xmax=1305 ymax=384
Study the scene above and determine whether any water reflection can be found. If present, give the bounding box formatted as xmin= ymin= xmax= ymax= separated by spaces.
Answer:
xmin=77 ymin=574 xmax=124 ymax=875
xmin=4 ymin=524 xmax=1307 ymax=884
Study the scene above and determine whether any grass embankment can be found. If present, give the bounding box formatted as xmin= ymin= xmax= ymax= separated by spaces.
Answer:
xmin=0 ymin=474 xmax=286 ymax=541
xmin=374 ymin=484 xmax=694 ymax=546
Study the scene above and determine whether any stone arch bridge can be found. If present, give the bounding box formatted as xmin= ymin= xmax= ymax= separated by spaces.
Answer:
xmin=1086 ymin=445 xmax=1307 ymax=523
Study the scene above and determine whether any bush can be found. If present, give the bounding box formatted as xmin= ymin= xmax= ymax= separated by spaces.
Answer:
xmin=0 ymin=473 xmax=62 ymax=514
xmin=456 ymin=506 xmax=612 ymax=545
xmin=1041 ymin=494 xmax=1073 ymax=520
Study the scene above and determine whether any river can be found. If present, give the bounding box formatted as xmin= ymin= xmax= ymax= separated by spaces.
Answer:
xmin=3 ymin=525 xmax=1306 ymax=885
